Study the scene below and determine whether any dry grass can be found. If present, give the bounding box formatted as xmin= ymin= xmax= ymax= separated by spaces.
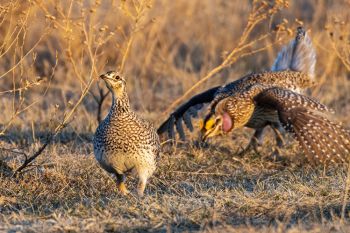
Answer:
xmin=1 ymin=0 xmax=350 ymax=232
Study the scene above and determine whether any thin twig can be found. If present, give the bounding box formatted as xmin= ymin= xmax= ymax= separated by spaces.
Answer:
xmin=13 ymin=21 xmax=99 ymax=175
xmin=161 ymin=1 xmax=284 ymax=116
xmin=13 ymin=135 xmax=51 ymax=174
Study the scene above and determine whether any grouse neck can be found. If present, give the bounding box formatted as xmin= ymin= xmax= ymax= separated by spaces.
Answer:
xmin=110 ymin=91 xmax=131 ymax=114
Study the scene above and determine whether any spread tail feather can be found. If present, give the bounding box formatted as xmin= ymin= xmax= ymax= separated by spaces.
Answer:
xmin=272 ymin=27 xmax=316 ymax=80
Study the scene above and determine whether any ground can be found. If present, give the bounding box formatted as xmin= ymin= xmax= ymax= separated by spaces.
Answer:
xmin=1 ymin=130 xmax=350 ymax=232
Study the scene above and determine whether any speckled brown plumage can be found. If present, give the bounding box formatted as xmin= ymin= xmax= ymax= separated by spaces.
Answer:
xmin=157 ymin=27 xmax=348 ymax=163
xmin=202 ymin=84 xmax=350 ymax=164
xmin=93 ymin=71 xmax=160 ymax=196
xmin=158 ymin=27 xmax=316 ymax=150
xmin=255 ymin=87 xmax=349 ymax=163
xmin=203 ymin=70 xmax=314 ymax=122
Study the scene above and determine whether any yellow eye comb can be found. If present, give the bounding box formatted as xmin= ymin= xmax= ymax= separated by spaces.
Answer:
xmin=198 ymin=118 xmax=216 ymax=130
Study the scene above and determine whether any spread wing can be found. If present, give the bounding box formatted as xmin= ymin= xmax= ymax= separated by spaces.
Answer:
xmin=157 ymin=86 xmax=220 ymax=140
xmin=158 ymin=27 xmax=317 ymax=142
xmin=255 ymin=87 xmax=349 ymax=164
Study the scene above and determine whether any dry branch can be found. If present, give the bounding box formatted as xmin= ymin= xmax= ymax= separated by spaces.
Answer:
xmin=327 ymin=18 xmax=350 ymax=72
xmin=12 ymin=19 xmax=100 ymax=174
xmin=90 ymin=0 xmax=153 ymax=123
xmin=10 ymin=0 xmax=155 ymax=174
xmin=162 ymin=0 xmax=289 ymax=116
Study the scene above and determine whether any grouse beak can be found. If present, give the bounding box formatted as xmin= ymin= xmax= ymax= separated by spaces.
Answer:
xmin=201 ymin=126 xmax=222 ymax=142
xmin=99 ymin=74 xmax=109 ymax=80
xmin=201 ymin=131 xmax=209 ymax=142
xmin=200 ymin=117 xmax=222 ymax=142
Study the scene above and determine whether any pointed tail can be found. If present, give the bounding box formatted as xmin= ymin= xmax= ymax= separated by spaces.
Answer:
xmin=272 ymin=27 xmax=316 ymax=81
